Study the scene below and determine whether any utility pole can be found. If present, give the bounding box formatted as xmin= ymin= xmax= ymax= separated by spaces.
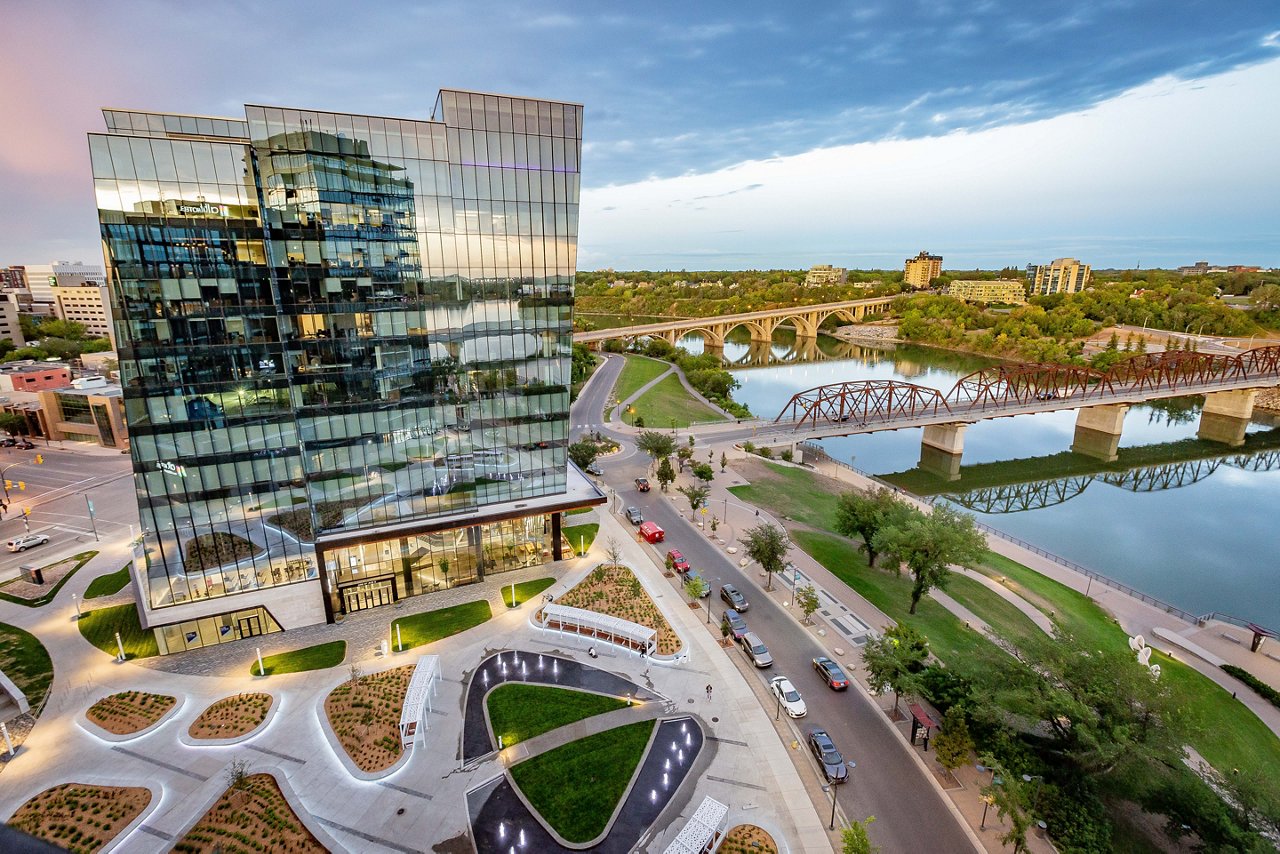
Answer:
xmin=86 ymin=496 xmax=99 ymax=541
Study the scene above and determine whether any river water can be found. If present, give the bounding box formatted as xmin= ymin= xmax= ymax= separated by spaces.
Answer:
xmin=678 ymin=330 xmax=1280 ymax=627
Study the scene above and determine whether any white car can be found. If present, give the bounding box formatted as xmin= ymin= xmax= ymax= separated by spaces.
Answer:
xmin=769 ymin=676 xmax=807 ymax=718
xmin=7 ymin=534 xmax=49 ymax=552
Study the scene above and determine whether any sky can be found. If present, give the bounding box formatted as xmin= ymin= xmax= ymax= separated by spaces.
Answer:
xmin=1 ymin=0 xmax=1277 ymax=271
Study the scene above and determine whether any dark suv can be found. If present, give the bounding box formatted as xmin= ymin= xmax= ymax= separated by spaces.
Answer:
xmin=720 ymin=584 xmax=748 ymax=612
xmin=721 ymin=608 xmax=749 ymax=640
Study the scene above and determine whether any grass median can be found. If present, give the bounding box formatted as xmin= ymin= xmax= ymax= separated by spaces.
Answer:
xmin=486 ymin=683 xmax=628 ymax=746
xmin=0 ymin=621 xmax=53 ymax=710
xmin=78 ymin=602 xmax=158 ymax=660
xmin=500 ymin=577 xmax=555 ymax=608
xmin=563 ymin=523 xmax=599 ymax=555
xmin=390 ymin=599 xmax=492 ymax=652
xmin=611 ymin=355 xmax=669 ymax=404
xmin=252 ymin=640 xmax=346 ymax=676
xmin=84 ymin=563 xmax=132 ymax=599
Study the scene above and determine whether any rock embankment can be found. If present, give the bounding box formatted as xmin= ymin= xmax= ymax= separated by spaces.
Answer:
xmin=1257 ymin=387 xmax=1280 ymax=413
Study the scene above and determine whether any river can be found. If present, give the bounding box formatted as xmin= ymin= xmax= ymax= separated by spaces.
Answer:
xmin=677 ymin=328 xmax=1280 ymax=627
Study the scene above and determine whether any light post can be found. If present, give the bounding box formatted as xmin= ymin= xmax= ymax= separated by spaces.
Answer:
xmin=71 ymin=593 xmax=81 ymax=620
xmin=820 ymin=784 xmax=838 ymax=831
xmin=1022 ymin=774 xmax=1044 ymax=814
xmin=980 ymin=793 xmax=995 ymax=830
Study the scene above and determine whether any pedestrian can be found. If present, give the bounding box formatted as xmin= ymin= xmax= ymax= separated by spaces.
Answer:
xmin=705 ymin=683 xmax=713 ymax=700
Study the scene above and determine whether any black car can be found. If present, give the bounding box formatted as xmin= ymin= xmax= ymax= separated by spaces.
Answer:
xmin=720 ymin=583 xmax=748 ymax=612
xmin=14 ymin=440 xmax=35 ymax=450
xmin=634 ymin=477 xmax=651 ymax=492
xmin=812 ymin=656 xmax=850 ymax=690
xmin=0 ymin=437 xmax=15 ymax=447
xmin=625 ymin=506 xmax=644 ymax=525
xmin=721 ymin=608 xmax=748 ymax=640
xmin=807 ymin=727 xmax=851 ymax=783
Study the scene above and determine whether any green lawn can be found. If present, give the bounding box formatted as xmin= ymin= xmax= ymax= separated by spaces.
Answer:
xmin=0 ymin=550 xmax=99 ymax=607
xmin=728 ymin=462 xmax=844 ymax=531
xmin=622 ymin=373 xmax=724 ymax=428
xmin=486 ymin=683 xmax=627 ymax=745
xmin=391 ymin=599 xmax=492 ymax=652
xmin=563 ymin=523 xmax=599 ymax=555
xmin=500 ymin=577 xmax=555 ymax=608
xmin=510 ymin=720 xmax=655 ymax=843
xmin=611 ymin=355 xmax=669 ymax=404
xmin=0 ymin=622 xmax=53 ymax=710
xmin=84 ymin=562 xmax=132 ymax=599
xmin=566 ymin=506 xmax=595 ymax=516
xmin=252 ymin=640 xmax=346 ymax=676
xmin=77 ymin=602 xmax=159 ymax=660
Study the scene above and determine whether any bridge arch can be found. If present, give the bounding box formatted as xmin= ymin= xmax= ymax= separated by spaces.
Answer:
xmin=776 ymin=380 xmax=952 ymax=426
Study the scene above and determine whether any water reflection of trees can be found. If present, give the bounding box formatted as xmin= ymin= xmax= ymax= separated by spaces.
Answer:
xmin=1141 ymin=395 xmax=1204 ymax=427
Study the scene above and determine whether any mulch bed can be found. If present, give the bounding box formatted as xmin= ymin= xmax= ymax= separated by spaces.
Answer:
xmin=550 ymin=563 xmax=680 ymax=654
xmin=174 ymin=773 xmax=325 ymax=853
xmin=7 ymin=782 xmax=151 ymax=853
xmin=720 ymin=824 xmax=778 ymax=853
xmin=325 ymin=666 xmax=413 ymax=773
xmin=86 ymin=690 xmax=175 ymax=735
xmin=189 ymin=693 xmax=273 ymax=740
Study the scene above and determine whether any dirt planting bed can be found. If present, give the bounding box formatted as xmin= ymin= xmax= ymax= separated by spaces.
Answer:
xmin=550 ymin=563 xmax=680 ymax=654
xmin=324 ymin=665 xmax=413 ymax=773
xmin=174 ymin=773 xmax=325 ymax=853
xmin=184 ymin=532 xmax=262 ymax=571
xmin=85 ymin=690 xmax=176 ymax=735
xmin=189 ymin=693 xmax=273 ymax=740
xmin=7 ymin=782 xmax=151 ymax=853
xmin=720 ymin=824 xmax=779 ymax=854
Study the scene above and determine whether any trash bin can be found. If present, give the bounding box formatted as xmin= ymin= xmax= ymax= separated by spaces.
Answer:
xmin=1036 ymin=820 xmax=1048 ymax=838
xmin=19 ymin=564 xmax=42 ymax=585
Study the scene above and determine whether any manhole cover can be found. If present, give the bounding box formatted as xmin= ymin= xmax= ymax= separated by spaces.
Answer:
xmin=688 ymin=698 xmax=695 ymax=704
xmin=711 ymin=717 xmax=719 ymax=723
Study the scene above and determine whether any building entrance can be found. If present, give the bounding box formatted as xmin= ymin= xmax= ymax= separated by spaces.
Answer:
xmin=343 ymin=579 xmax=395 ymax=613
xmin=238 ymin=614 xmax=264 ymax=638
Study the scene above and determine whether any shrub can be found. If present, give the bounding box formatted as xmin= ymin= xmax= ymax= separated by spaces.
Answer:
xmin=1222 ymin=664 xmax=1280 ymax=710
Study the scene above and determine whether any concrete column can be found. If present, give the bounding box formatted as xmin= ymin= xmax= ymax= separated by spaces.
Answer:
xmin=550 ymin=512 xmax=563 ymax=561
xmin=920 ymin=423 xmax=966 ymax=481
xmin=1201 ymin=389 xmax=1257 ymax=419
xmin=1071 ymin=404 xmax=1128 ymax=462
xmin=1197 ymin=389 xmax=1256 ymax=447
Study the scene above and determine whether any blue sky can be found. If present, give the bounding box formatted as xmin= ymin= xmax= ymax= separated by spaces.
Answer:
xmin=1 ymin=0 xmax=1277 ymax=269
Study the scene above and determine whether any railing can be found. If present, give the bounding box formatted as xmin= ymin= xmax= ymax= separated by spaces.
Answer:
xmin=799 ymin=442 xmax=1206 ymax=625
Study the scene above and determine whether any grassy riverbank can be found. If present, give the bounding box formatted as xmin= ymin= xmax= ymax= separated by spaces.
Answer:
xmin=622 ymin=373 xmax=723 ymax=427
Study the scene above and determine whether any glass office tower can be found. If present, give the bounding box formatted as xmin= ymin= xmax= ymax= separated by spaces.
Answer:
xmin=90 ymin=92 xmax=599 ymax=652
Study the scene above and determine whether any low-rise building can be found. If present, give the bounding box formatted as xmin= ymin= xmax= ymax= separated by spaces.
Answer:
xmin=1026 ymin=257 xmax=1091 ymax=296
xmin=947 ymin=279 xmax=1027 ymax=305
xmin=804 ymin=265 xmax=848 ymax=286
xmin=904 ymin=251 xmax=943 ymax=288
xmin=0 ymin=362 xmax=72 ymax=392
xmin=36 ymin=376 xmax=127 ymax=448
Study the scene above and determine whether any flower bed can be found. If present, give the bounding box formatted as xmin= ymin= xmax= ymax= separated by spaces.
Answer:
xmin=551 ymin=564 xmax=680 ymax=655
xmin=174 ymin=773 xmax=324 ymax=853
xmin=7 ymin=783 xmax=151 ymax=853
xmin=324 ymin=666 xmax=413 ymax=773
xmin=183 ymin=532 xmax=261 ymax=572
xmin=720 ymin=824 xmax=778 ymax=854
xmin=189 ymin=693 xmax=273 ymax=740
xmin=86 ymin=690 xmax=175 ymax=735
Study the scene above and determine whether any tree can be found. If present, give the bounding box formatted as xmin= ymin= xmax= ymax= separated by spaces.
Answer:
xmin=861 ymin=623 xmax=929 ymax=716
xmin=605 ymin=537 xmax=623 ymax=568
xmin=932 ymin=706 xmax=974 ymax=777
xmin=742 ymin=522 xmax=788 ymax=590
xmin=567 ymin=440 xmax=600 ymax=471
xmin=677 ymin=484 xmax=710 ymax=519
xmin=841 ymin=817 xmax=878 ymax=854
xmin=795 ymin=583 xmax=819 ymax=625
xmin=656 ymin=456 xmax=676 ymax=492
xmin=0 ymin=412 xmax=27 ymax=437
xmin=1249 ymin=283 xmax=1280 ymax=312
xmin=636 ymin=430 xmax=676 ymax=464
xmin=719 ymin=451 xmax=728 ymax=472
xmin=82 ymin=338 xmax=113 ymax=353
xmin=873 ymin=505 xmax=987 ymax=614
xmin=39 ymin=337 xmax=83 ymax=360
xmin=683 ymin=574 xmax=708 ymax=603
xmin=834 ymin=488 xmax=909 ymax=568
xmin=676 ymin=445 xmax=693 ymax=470
xmin=36 ymin=319 xmax=88 ymax=340
xmin=4 ymin=346 xmax=49 ymax=363
xmin=978 ymin=758 xmax=1034 ymax=853
xmin=18 ymin=315 xmax=41 ymax=341
xmin=690 ymin=461 xmax=715 ymax=482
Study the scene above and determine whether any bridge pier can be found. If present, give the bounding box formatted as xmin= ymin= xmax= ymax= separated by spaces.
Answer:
xmin=920 ymin=424 xmax=966 ymax=481
xmin=1197 ymin=389 xmax=1257 ymax=447
xmin=1072 ymin=404 xmax=1128 ymax=462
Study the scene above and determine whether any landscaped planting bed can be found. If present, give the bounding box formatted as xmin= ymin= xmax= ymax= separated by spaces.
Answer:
xmin=7 ymin=783 xmax=151 ymax=853
xmin=85 ymin=690 xmax=175 ymax=735
xmin=552 ymin=563 xmax=680 ymax=654
xmin=324 ymin=666 xmax=413 ymax=773
xmin=174 ymin=773 xmax=324 ymax=853
xmin=0 ymin=550 xmax=98 ymax=607
xmin=189 ymin=693 xmax=273 ymax=740
xmin=183 ymin=532 xmax=262 ymax=571
xmin=720 ymin=824 xmax=778 ymax=854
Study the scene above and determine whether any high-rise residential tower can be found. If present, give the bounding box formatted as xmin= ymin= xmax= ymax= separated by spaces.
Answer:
xmin=1026 ymin=257 xmax=1091 ymax=296
xmin=89 ymin=91 xmax=601 ymax=653
xmin=904 ymin=250 xmax=942 ymax=289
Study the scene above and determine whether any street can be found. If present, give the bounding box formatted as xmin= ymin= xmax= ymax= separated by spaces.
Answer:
xmin=571 ymin=354 xmax=976 ymax=852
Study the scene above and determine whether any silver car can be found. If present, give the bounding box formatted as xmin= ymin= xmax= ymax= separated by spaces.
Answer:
xmin=738 ymin=631 xmax=773 ymax=668
xmin=7 ymin=534 xmax=49 ymax=552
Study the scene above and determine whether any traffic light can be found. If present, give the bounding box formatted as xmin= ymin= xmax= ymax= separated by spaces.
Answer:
xmin=22 ymin=507 xmax=30 ymax=517
xmin=17 ymin=481 xmax=24 ymax=491
xmin=34 ymin=454 xmax=42 ymax=464
xmin=3 ymin=480 xmax=10 ymax=490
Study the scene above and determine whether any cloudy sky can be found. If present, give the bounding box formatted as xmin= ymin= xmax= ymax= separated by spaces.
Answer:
xmin=1 ymin=0 xmax=1277 ymax=270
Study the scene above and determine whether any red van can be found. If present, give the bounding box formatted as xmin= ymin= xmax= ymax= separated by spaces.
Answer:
xmin=639 ymin=521 xmax=665 ymax=544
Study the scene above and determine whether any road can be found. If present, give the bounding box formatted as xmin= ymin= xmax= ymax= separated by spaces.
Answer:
xmin=571 ymin=355 xmax=975 ymax=852
xmin=0 ymin=445 xmax=135 ymax=580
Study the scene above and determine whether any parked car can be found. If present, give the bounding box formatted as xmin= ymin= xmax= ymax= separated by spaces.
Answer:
xmin=585 ymin=463 xmax=604 ymax=476
xmin=738 ymin=631 xmax=773 ymax=668
xmin=638 ymin=521 xmax=665 ymax=544
xmin=807 ymin=728 xmax=851 ymax=783
xmin=665 ymin=549 xmax=690 ymax=573
xmin=686 ymin=572 xmax=712 ymax=597
xmin=812 ymin=656 xmax=850 ymax=691
xmin=634 ymin=477 xmax=651 ymax=492
xmin=625 ymin=506 xmax=644 ymax=525
xmin=720 ymin=583 xmax=748 ymax=612
xmin=769 ymin=676 xmax=807 ymax=718
xmin=0 ymin=437 xmax=15 ymax=447
xmin=7 ymin=534 xmax=49 ymax=553
xmin=14 ymin=440 xmax=35 ymax=450
xmin=721 ymin=608 xmax=749 ymax=640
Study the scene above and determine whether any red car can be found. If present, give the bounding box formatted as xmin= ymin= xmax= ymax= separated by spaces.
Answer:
xmin=634 ymin=477 xmax=651 ymax=492
xmin=665 ymin=549 xmax=690 ymax=573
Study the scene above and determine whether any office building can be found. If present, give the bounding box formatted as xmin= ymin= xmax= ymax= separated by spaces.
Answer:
xmin=52 ymin=282 xmax=114 ymax=342
xmin=904 ymin=251 xmax=942 ymax=288
xmin=946 ymin=279 xmax=1027 ymax=305
xmin=0 ymin=266 xmax=27 ymax=292
xmin=803 ymin=265 xmax=847 ymax=286
xmin=1026 ymin=258 xmax=1091 ymax=296
xmin=89 ymin=91 xmax=600 ymax=653
xmin=0 ymin=295 xmax=24 ymax=346
xmin=21 ymin=261 xmax=103 ymax=310
xmin=37 ymin=377 xmax=127 ymax=447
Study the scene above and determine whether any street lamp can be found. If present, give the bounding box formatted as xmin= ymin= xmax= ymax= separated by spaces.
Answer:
xmin=1022 ymin=774 xmax=1044 ymax=813
xmin=820 ymin=784 xmax=838 ymax=831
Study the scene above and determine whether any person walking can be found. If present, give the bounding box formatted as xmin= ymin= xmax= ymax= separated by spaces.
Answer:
xmin=705 ymin=683 xmax=713 ymax=701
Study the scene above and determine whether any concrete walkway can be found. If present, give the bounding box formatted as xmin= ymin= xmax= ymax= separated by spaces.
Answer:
xmin=956 ymin=566 xmax=1056 ymax=636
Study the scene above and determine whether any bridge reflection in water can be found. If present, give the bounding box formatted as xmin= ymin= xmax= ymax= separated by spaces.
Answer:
xmin=943 ymin=447 xmax=1280 ymax=514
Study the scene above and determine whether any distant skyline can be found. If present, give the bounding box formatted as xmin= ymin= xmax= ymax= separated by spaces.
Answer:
xmin=1 ymin=1 xmax=1277 ymax=270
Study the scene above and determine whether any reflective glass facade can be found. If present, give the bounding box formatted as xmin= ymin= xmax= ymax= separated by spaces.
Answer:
xmin=91 ymin=92 xmax=582 ymax=616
